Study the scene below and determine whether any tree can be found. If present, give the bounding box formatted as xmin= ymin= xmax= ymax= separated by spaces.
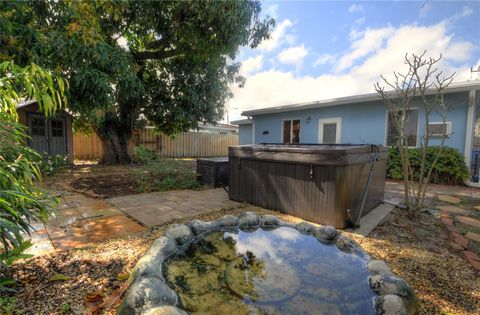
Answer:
xmin=375 ymin=52 xmax=454 ymax=218
xmin=0 ymin=61 xmax=66 ymax=280
xmin=0 ymin=0 xmax=274 ymax=163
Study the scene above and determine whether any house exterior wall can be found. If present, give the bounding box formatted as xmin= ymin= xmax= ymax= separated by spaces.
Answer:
xmin=251 ymin=91 xmax=470 ymax=154
xmin=239 ymin=124 xmax=253 ymax=144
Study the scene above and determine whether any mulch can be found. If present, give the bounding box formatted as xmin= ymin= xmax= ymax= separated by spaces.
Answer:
xmin=8 ymin=206 xmax=480 ymax=314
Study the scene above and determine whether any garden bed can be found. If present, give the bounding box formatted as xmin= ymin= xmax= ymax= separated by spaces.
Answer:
xmin=41 ymin=160 xmax=197 ymax=199
xmin=6 ymin=207 xmax=480 ymax=315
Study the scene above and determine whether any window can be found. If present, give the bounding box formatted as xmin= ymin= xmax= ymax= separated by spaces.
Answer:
xmin=387 ymin=110 xmax=418 ymax=146
xmin=283 ymin=119 xmax=300 ymax=144
xmin=31 ymin=117 xmax=46 ymax=136
xmin=51 ymin=120 xmax=64 ymax=137
xmin=428 ymin=122 xmax=452 ymax=137
xmin=318 ymin=118 xmax=341 ymax=144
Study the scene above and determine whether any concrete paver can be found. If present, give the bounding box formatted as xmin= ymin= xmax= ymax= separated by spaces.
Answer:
xmin=108 ymin=188 xmax=238 ymax=227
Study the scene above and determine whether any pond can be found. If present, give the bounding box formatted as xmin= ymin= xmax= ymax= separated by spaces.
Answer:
xmin=163 ymin=226 xmax=376 ymax=315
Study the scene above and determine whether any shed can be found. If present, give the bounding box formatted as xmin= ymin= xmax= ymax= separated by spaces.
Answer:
xmin=17 ymin=100 xmax=74 ymax=163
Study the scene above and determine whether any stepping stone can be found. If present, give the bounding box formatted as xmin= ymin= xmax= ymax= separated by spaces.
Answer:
xmin=456 ymin=216 xmax=480 ymax=228
xmin=436 ymin=205 xmax=469 ymax=215
xmin=438 ymin=195 xmax=462 ymax=204
xmin=462 ymin=251 xmax=480 ymax=271
xmin=449 ymin=241 xmax=464 ymax=251
xmin=474 ymin=205 xmax=480 ymax=211
xmin=465 ymin=231 xmax=480 ymax=243
xmin=452 ymin=232 xmax=469 ymax=249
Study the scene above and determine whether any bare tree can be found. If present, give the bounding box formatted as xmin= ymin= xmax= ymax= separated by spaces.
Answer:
xmin=375 ymin=51 xmax=454 ymax=218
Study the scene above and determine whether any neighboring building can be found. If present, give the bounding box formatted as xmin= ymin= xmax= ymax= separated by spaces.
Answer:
xmin=17 ymin=100 xmax=74 ymax=163
xmin=230 ymin=119 xmax=253 ymax=145
xmin=235 ymin=80 xmax=480 ymax=179
xmin=190 ymin=123 xmax=238 ymax=135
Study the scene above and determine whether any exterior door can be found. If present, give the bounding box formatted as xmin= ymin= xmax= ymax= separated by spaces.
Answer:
xmin=27 ymin=114 xmax=49 ymax=154
xmin=318 ymin=118 xmax=342 ymax=144
xmin=27 ymin=114 xmax=67 ymax=156
xmin=49 ymin=118 xmax=67 ymax=155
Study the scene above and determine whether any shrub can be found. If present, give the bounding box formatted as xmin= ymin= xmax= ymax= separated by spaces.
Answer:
xmin=387 ymin=146 xmax=469 ymax=185
xmin=35 ymin=154 xmax=68 ymax=176
xmin=132 ymin=158 xmax=198 ymax=192
xmin=133 ymin=145 xmax=158 ymax=164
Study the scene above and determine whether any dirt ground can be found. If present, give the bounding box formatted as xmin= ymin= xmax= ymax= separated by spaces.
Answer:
xmin=9 ymin=205 xmax=480 ymax=315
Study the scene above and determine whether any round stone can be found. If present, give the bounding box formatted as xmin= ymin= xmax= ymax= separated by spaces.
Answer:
xmin=238 ymin=212 xmax=259 ymax=227
xmin=295 ymin=221 xmax=316 ymax=234
xmin=314 ymin=226 xmax=339 ymax=242
xmin=165 ymin=224 xmax=194 ymax=247
xmin=375 ymin=294 xmax=407 ymax=315
xmin=367 ymin=260 xmax=391 ymax=276
xmin=143 ymin=306 xmax=188 ymax=315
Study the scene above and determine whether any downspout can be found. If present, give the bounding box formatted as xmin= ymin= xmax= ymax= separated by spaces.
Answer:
xmin=464 ymin=89 xmax=479 ymax=187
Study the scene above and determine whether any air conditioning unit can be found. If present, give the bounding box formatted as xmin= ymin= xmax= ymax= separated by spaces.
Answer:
xmin=428 ymin=122 xmax=452 ymax=137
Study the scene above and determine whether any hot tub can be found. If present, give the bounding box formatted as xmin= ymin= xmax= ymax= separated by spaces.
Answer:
xmin=228 ymin=144 xmax=387 ymax=228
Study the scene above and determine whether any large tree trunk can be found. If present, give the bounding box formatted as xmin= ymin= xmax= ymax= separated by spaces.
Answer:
xmin=96 ymin=123 xmax=132 ymax=164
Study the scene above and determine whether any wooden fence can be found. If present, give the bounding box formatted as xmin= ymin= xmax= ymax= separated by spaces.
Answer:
xmin=73 ymin=128 xmax=238 ymax=160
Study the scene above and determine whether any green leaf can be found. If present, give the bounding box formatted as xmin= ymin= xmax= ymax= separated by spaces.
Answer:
xmin=48 ymin=274 xmax=73 ymax=282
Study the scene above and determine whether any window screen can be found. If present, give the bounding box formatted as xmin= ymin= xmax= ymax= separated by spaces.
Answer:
xmin=323 ymin=123 xmax=337 ymax=144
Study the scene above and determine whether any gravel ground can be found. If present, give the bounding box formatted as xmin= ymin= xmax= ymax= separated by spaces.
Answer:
xmin=9 ymin=206 xmax=480 ymax=315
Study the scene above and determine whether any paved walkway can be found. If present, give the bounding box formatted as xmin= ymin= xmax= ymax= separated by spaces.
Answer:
xmin=26 ymin=191 xmax=144 ymax=256
xmin=108 ymin=188 xmax=238 ymax=227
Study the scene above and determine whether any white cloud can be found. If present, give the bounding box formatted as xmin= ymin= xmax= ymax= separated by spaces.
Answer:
xmin=313 ymin=53 xmax=337 ymax=67
xmin=354 ymin=17 xmax=366 ymax=25
xmin=277 ymin=45 xmax=308 ymax=66
xmin=348 ymin=4 xmax=364 ymax=13
xmin=338 ymin=26 xmax=395 ymax=72
xmin=227 ymin=19 xmax=477 ymax=120
xmin=266 ymin=4 xmax=279 ymax=18
xmin=258 ymin=19 xmax=294 ymax=52
xmin=240 ymin=55 xmax=264 ymax=76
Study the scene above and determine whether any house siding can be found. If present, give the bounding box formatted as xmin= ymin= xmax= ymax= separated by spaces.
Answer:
xmin=239 ymin=124 xmax=253 ymax=145
xmin=252 ymin=91 xmax=469 ymax=154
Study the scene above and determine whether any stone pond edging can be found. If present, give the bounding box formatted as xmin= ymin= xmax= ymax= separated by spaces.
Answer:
xmin=117 ymin=212 xmax=417 ymax=315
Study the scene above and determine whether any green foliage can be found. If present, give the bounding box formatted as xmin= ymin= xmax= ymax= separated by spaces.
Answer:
xmin=0 ymin=296 xmax=15 ymax=315
xmin=0 ymin=61 xmax=65 ymax=290
xmin=0 ymin=0 xmax=273 ymax=162
xmin=132 ymin=159 xmax=198 ymax=192
xmin=35 ymin=154 xmax=69 ymax=176
xmin=387 ymin=146 xmax=469 ymax=185
xmin=133 ymin=145 xmax=158 ymax=164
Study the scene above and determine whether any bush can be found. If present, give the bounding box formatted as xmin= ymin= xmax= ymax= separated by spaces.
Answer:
xmin=133 ymin=145 xmax=158 ymax=164
xmin=35 ymin=154 xmax=68 ymax=176
xmin=132 ymin=158 xmax=198 ymax=192
xmin=387 ymin=146 xmax=469 ymax=185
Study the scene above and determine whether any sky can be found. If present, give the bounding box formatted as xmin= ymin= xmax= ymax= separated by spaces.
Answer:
xmin=226 ymin=0 xmax=480 ymax=122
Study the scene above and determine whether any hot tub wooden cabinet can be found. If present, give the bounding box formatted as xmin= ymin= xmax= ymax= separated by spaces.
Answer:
xmin=228 ymin=144 xmax=387 ymax=228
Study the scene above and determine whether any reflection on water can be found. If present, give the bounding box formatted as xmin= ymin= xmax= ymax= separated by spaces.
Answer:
xmin=163 ymin=227 xmax=376 ymax=315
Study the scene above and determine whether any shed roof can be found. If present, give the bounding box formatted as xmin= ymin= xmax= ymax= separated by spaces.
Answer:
xmin=242 ymin=80 xmax=480 ymax=116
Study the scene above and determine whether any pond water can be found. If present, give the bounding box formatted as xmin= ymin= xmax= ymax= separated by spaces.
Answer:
xmin=163 ymin=226 xmax=376 ymax=315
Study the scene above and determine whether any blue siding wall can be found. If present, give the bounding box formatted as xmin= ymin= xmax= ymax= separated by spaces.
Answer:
xmin=239 ymin=124 xmax=253 ymax=145
xmin=251 ymin=92 xmax=469 ymax=154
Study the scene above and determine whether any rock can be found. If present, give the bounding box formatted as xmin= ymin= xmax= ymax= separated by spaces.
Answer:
xmin=165 ymin=224 xmax=194 ymax=247
xmin=335 ymin=235 xmax=365 ymax=256
xmin=367 ymin=260 xmax=391 ymax=276
xmin=294 ymin=221 xmax=316 ymax=234
xmin=369 ymin=274 xmax=417 ymax=314
xmin=238 ymin=212 xmax=259 ymax=227
xmin=189 ymin=220 xmax=219 ymax=236
xmin=314 ymin=226 xmax=339 ymax=242
xmin=217 ymin=215 xmax=239 ymax=227
xmin=142 ymin=306 xmax=188 ymax=315
xmin=259 ymin=215 xmax=281 ymax=227
xmin=129 ymin=237 xmax=177 ymax=283
xmin=375 ymin=294 xmax=407 ymax=315
xmin=117 ymin=277 xmax=178 ymax=315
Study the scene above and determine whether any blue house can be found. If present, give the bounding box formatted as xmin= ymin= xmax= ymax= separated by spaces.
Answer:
xmin=231 ymin=80 xmax=480 ymax=182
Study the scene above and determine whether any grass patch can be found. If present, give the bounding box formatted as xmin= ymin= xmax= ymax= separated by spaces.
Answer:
xmin=132 ymin=158 xmax=198 ymax=192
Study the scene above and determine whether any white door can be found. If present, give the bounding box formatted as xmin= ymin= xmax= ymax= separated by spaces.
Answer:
xmin=318 ymin=118 xmax=341 ymax=144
